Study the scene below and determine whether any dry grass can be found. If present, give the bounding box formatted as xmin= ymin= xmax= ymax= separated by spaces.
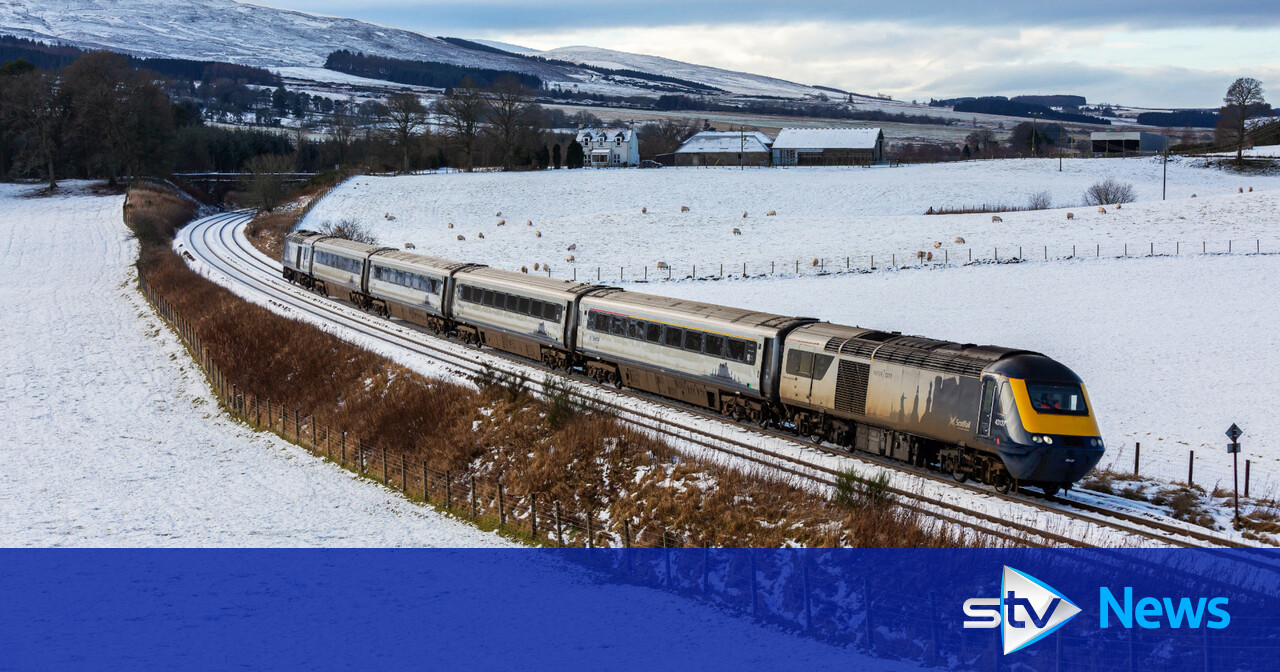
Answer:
xmin=126 ymin=181 xmax=980 ymax=548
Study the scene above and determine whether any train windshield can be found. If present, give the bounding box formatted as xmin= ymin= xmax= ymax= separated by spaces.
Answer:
xmin=1025 ymin=382 xmax=1088 ymax=415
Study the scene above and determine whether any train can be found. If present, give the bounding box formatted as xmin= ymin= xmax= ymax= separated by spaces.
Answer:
xmin=282 ymin=230 xmax=1105 ymax=495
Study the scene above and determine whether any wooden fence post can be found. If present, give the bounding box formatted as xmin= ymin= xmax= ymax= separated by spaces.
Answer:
xmin=471 ymin=476 xmax=477 ymax=518
xmin=586 ymin=512 xmax=593 ymax=549
xmin=1245 ymin=459 xmax=1251 ymax=497
xmin=400 ymin=454 xmax=406 ymax=491
xmin=1134 ymin=442 xmax=1140 ymax=475
xmin=530 ymin=493 xmax=538 ymax=541
xmin=445 ymin=470 xmax=452 ymax=509
xmin=381 ymin=446 xmax=388 ymax=484
xmin=555 ymin=501 xmax=563 ymax=547
xmin=1188 ymin=450 xmax=1194 ymax=485
xmin=498 ymin=482 xmax=505 ymax=528
xmin=422 ymin=460 xmax=429 ymax=500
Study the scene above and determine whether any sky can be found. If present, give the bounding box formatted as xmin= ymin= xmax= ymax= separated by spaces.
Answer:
xmin=252 ymin=1 xmax=1280 ymax=108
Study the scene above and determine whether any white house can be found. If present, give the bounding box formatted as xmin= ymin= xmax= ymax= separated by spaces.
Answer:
xmin=575 ymin=128 xmax=639 ymax=167
xmin=674 ymin=131 xmax=773 ymax=167
xmin=771 ymin=127 xmax=885 ymax=166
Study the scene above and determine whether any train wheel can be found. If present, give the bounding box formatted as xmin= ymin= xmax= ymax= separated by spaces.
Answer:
xmin=993 ymin=475 xmax=1013 ymax=494
xmin=951 ymin=468 xmax=968 ymax=483
xmin=1041 ymin=484 xmax=1061 ymax=497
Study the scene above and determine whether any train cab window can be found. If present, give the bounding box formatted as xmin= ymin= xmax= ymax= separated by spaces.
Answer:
xmin=978 ymin=378 xmax=997 ymax=436
xmin=704 ymin=334 xmax=724 ymax=357
xmin=664 ymin=327 xmax=683 ymax=347
xmin=1026 ymin=382 xmax=1088 ymax=415
xmin=645 ymin=322 xmax=663 ymax=343
xmin=684 ymin=330 xmax=703 ymax=353
xmin=812 ymin=354 xmax=834 ymax=379
xmin=786 ymin=350 xmax=815 ymax=377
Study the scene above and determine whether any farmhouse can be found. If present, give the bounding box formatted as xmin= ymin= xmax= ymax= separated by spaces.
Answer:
xmin=771 ymin=127 xmax=884 ymax=166
xmin=1090 ymin=131 xmax=1169 ymax=156
xmin=674 ymin=131 xmax=774 ymax=167
xmin=575 ymin=128 xmax=640 ymax=167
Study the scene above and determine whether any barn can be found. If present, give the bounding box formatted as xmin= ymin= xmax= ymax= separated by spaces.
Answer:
xmin=771 ymin=127 xmax=885 ymax=166
xmin=674 ymin=131 xmax=773 ymax=167
xmin=1090 ymin=131 xmax=1169 ymax=156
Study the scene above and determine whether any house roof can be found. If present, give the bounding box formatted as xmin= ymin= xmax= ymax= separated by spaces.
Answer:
xmin=771 ymin=127 xmax=883 ymax=150
xmin=577 ymin=128 xmax=633 ymax=143
xmin=674 ymin=131 xmax=773 ymax=154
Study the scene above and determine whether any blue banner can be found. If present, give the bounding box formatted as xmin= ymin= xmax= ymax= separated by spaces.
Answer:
xmin=3 ymin=549 xmax=1278 ymax=671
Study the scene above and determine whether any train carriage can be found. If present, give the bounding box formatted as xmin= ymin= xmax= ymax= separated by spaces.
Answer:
xmin=281 ymin=230 xmax=326 ymax=285
xmin=451 ymin=267 xmax=597 ymax=368
xmin=576 ymin=288 xmax=813 ymax=421
xmin=309 ymin=237 xmax=387 ymax=299
xmin=365 ymin=250 xmax=476 ymax=330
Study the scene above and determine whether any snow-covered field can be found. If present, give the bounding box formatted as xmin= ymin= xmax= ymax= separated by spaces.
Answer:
xmin=303 ymin=157 xmax=1280 ymax=278
xmin=302 ymin=159 xmax=1280 ymax=491
xmin=0 ymin=183 xmax=507 ymax=547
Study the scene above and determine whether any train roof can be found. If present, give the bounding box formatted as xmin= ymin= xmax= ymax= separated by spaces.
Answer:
xmin=313 ymin=237 xmax=386 ymax=257
xmin=788 ymin=322 xmax=1032 ymax=378
xmin=285 ymin=229 xmax=325 ymax=243
xmin=371 ymin=249 xmax=473 ymax=272
xmin=455 ymin=266 xmax=600 ymax=298
xmin=585 ymin=288 xmax=815 ymax=335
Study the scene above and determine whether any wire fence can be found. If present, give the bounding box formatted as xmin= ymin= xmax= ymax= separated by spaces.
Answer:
xmin=541 ymin=238 xmax=1278 ymax=283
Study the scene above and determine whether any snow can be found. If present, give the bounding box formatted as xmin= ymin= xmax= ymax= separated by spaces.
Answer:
xmin=304 ymin=157 xmax=1280 ymax=277
xmin=0 ymin=183 xmax=509 ymax=547
xmin=772 ymin=127 xmax=882 ymax=149
xmin=676 ymin=131 xmax=774 ymax=154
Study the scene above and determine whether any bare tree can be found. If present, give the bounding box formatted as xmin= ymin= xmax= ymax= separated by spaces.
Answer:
xmin=964 ymin=129 xmax=997 ymax=157
xmin=244 ymin=153 xmax=296 ymax=211
xmin=330 ymin=99 xmax=357 ymax=165
xmin=3 ymin=69 xmax=67 ymax=189
xmin=1083 ymin=177 xmax=1136 ymax=206
xmin=439 ymin=78 xmax=488 ymax=171
xmin=1221 ymin=77 xmax=1266 ymax=162
xmin=383 ymin=92 xmax=428 ymax=173
xmin=319 ymin=218 xmax=378 ymax=244
xmin=639 ymin=118 xmax=696 ymax=157
xmin=484 ymin=76 xmax=534 ymax=171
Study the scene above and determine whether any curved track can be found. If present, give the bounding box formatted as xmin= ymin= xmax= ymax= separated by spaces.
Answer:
xmin=175 ymin=212 xmax=1256 ymax=550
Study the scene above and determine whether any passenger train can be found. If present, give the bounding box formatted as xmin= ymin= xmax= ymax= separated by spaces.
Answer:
xmin=283 ymin=230 xmax=1105 ymax=495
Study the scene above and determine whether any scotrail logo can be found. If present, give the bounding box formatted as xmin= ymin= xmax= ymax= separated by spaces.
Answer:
xmin=963 ymin=566 xmax=1081 ymax=654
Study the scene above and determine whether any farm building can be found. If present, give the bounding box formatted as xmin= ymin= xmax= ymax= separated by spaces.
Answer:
xmin=772 ymin=127 xmax=884 ymax=166
xmin=575 ymin=128 xmax=640 ymax=167
xmin=1090 ymin=131 xmax=1169 ymax=156
xmin=674 ymin=131 xmax=774 ymax=167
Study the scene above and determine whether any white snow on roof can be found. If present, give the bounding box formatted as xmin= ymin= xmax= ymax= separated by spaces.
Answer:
xmin=577 ymin=128 xmax=633 ymax=143
xmin=675 ymin=131 xmax=773 ymax=154
xmin=771 ymin=127 xmax=882 ymax=150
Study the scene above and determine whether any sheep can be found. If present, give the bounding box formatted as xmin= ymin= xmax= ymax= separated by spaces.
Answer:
xmin=656 ymin=261 xmax=669 ymax=269
xmin=497 ymin=219 xmax=505 ymax=226
xmin=403 ymin=243 xmax=416 ymax=250
xmin=926 ymin=251 xmax=934 ymax=261
xmin=478 ymin=232 xmax=485 ymax=239
xmin=535 ymin=230 xmax=542 ymax=238
xmin=916 ymin=251 xmax=927 ymax=260
xmin=954 ymin=237 xmax=966 ymax=244
xmin=1239 ymin=187 xmax=1244 ymax=193
xmin=1115 ymin=204 xmax=1122 ymax=210
xmin=496 ymin=211 xmax=502 ymax=217
xmin=1191 ymin=194 xmax=1197 ymax=198
xmin=567 ymin=243 xmax=577 ymax=251
xmin=543 ymin=264 xmax=551 ymax=273
xmin=991 ymin=215 xmax=1003 ymax=223
xmin=384 ymin=213 xmax=396 ymax=221
xmin=641 ymin=206 xmax=647 ymax=214
xmin=933 ymin=241 xmax=942 ymax=249
xmin=742 ymin=211 xmax=748 ymax=218
xmin=766 ymin=210 xmax=777 ymax=216
xmin=456 ymin=235 xmax=465 ymax=241
xmin=811 ymin=258 xmax=819 ymax=267
xmin=521 ymin=266 xmax=528 ymax=273
xmin=1066 ymin=212 xmax=1075 ymax=220
xmin=448 ymin=222 xmax=454 ymax=229
xmin=680 ymin=206 xmax=690 ymax=213
xmin=1097 ymin=207 xmax=1107 ymax=214
xmin=732 ymin=228 xmax=742 ymax=235
xmin=566 ymin=255 xmax=576 ymax=262
xmin=525 ymin=220 xmax=532 ymax=227
xmin=534 ymin=263 xmax=541 ymax=271
xmin=1249 ymin=187 xmax=1254 ymax=192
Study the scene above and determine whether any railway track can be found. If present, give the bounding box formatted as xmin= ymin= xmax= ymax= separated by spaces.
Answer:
xmin=175 ymin=211 xmax=1257 ymax=550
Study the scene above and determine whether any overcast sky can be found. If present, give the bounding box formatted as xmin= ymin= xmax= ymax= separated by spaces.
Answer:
xmin=257 ymin=1 xmax=1279 ymax=108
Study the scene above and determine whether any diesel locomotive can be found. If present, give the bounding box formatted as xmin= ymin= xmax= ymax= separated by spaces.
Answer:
xmin=282 ymin=230 xmax=1104 ymax=495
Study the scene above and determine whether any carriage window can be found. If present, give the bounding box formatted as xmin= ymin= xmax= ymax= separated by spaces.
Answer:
xmin=610 ymin=316 xmax=625 ymax=336
xmin=627 ymin=319 xmax=643 ymax=340
xmin=684 ymin=330 xmax=703 ymax=353
xmin=482 ymin=290 xmax=495 ymax=307
xmin=519 ymin=297 xmax=531 ymax=315
xmin=664 ymin=327 xmax=683 ymax=347
xmin=812 ymin=354 xmax=834 ymax=380
xmin=1025 ymin=382 xmax=1088 ymax=416
xmin=645 ymin=322 xmax=663 ymax=343
xmin=786 ymin=350 xmax=815 ymax=377
xmin=726 ymin=339 xmax=747 ymax=362
xmin=506 ymin=294 xmax=519 ymax=311
xmin=704 ymin=334 xmax=724 ymax=357
xmin=543 ymin=303 xmax=561 ymax=323
xmin=744 ymin=342 xmax=757 ymax=365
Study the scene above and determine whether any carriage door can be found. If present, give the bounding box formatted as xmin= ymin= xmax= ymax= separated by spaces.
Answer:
xmin=977 ymin=377 xmax=997 ymax=437
xmin=295 ymin=246 xmax=303 ymax=269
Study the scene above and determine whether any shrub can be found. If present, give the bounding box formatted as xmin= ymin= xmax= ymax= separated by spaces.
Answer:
xmin=1027 ymin=190 xmax=1052 ymax=210
xmin=1083 ymin=177 xmax=1136 ymax=205
xmin=835 ymin=469 xmax=895 ymax=510
xmin=318 ymin=218 xmax=378 ymax=244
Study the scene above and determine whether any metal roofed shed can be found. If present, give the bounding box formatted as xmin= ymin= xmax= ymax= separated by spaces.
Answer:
xmin=1090 ymin=131 xmax=1169 ymax=156
xmin=674 ymin=131 xmax=774 ymax=167
xmin=772 ymin=127 xmax=885 ymax=166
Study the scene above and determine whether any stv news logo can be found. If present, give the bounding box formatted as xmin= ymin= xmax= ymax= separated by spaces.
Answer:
xmin=963 ymin=566 xmax=1081 ymax=654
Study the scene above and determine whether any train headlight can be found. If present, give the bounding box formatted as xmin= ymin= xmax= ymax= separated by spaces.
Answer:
xmin=1031 ymin=435 xmax=1043 ymax=444
xmin=1043 ymin=436 xmax=1054 ymax=445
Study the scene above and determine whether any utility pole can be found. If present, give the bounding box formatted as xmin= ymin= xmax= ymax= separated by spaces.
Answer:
xmin=1162 ymin=148 xmax=1168 ymax=200
xmin=740 ymin=126 xmax=744 ymax=170
xmin=1031 ymin=113 xmax=1039 ymax=157
xmin=1059 ymin=125 xmax=1064 ymax=172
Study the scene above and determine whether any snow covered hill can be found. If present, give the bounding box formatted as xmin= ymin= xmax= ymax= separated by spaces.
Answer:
xmin=0 ymin=0 xmax=836 ymax=98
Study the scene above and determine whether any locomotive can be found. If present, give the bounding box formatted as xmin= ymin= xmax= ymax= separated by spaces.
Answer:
xmin=282 ymin=230 xmax=1104 ymax=495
